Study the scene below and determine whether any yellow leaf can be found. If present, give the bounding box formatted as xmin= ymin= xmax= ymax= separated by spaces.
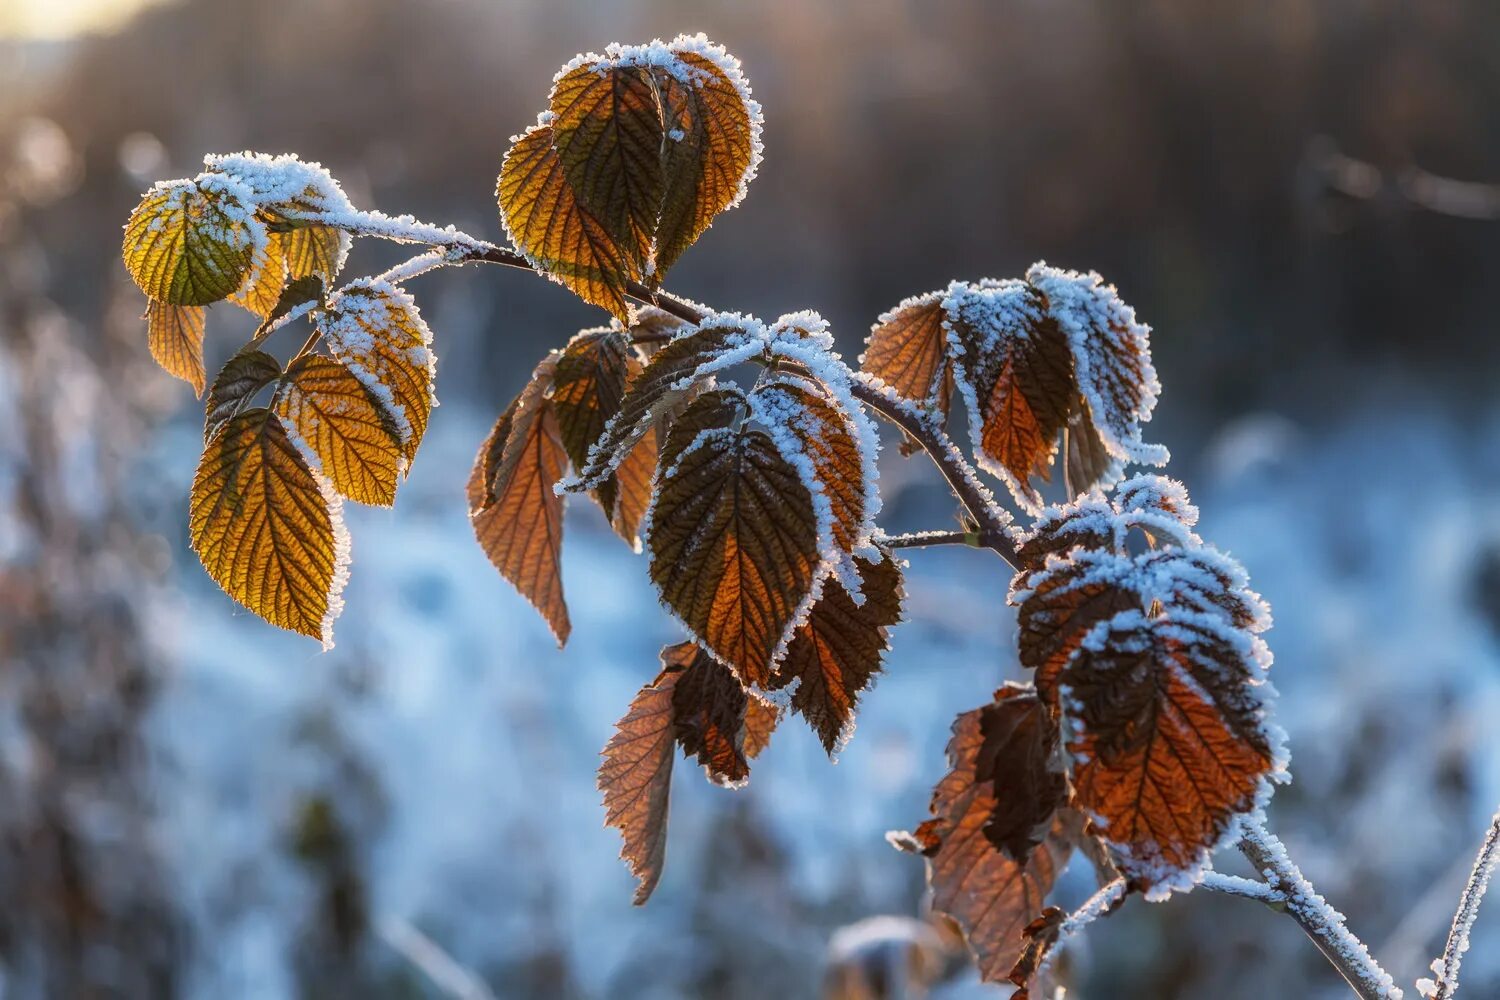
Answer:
xmin=146 ymin=301 xmax=206 ymax=395
xmin=468 ymin=362 xmax=570 ymax=645
xmin=498 ymin=123 xmax=634 ymax=322
xmin=281 ymin=223 xmax=347 ymax=283
xmin=319 ymin=282 xmax=435 ymax=466
xmin=275 ymin=356 xmax=403 ymax=506
xmin=229 ymin=232 xmax=289 ymax=318
xmin=123 ymin=177 xmax=257 ymax=305
xmin=190 ymin=407 xmax=349 ymax=646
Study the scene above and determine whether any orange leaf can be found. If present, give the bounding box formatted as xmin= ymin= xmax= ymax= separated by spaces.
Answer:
xmin=468 ymin=360 xmax=570 ymax=645
xmin=860 ymin=290 xmax=949 ymax=407
xmin=599 ymin=663 xmax=681 ymax=905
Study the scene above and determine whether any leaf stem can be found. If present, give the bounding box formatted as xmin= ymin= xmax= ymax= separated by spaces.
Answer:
xmin=1429 ymin=805 xmax=1500 ymax=998
xmin=1238 ymin=821 xmax=1404 ymax=999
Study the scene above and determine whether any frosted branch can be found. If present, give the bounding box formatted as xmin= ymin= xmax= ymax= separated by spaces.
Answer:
xmin=1238 ymin=821 xmax=1403 ymax=999
xmin=1202 ymin=871 xmax=1287 ymax=906
xmin=1423 ymin=806 xmax=1500 ymax=999
xmin=878 ymin=529 xmax=1011 ymax=551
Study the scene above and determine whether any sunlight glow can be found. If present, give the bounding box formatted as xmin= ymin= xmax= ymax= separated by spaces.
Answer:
xmin=0 ymin=0 xmax=169 ymax=40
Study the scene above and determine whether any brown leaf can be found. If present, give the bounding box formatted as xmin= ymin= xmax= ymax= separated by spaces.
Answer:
xmin=652 ymin=45 xmax=759 ymax=277
xmin=274 ymin=356 xmax=403 ymax=506
xmin=190 ymin=407 xmax=348 ymax=646
xmin=860 ymin=290 xmax=949 ymax=408
xmin=976 ymin=684 xmax=1067 ymax=862
xmin=1015 ymin=549 xmax=1139 ymax=703
xmin=468 ymin=360 xmax=570 ymax=645
xmin=146 ymin=301 xmax=207 ymax=395
xmin=549 ymin=62 xmax=663 ymax=276
xmin=1064 ymin=611 xmax=1277 ymax=895
xmin=498 ymin=123 xmax=634 ymax=321
xmin=770 ymin=552 xmax=903 ymax=754
xmin=599 ymin=664 xmax=681 ymax=905
xmin=204 ymin=349 xmax=282 ymax=441
xmin=646 ymin=390 xmax=820 ymax=687
xmin=665 ymin=641 xmax=757 ymax=786
xmin=894 ymin=706 xmax=1059 ymax=986
xmin=1063 ymin=396 xmax=1116 ymax=495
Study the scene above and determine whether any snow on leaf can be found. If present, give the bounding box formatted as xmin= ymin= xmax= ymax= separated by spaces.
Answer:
xmin=859 ymin=289 xmax=950 ymax=409
xmin=190 ymin=407 xmax=350 ymax=648
xmin=768 ymin=551 xmax=903 ymax=755
xmin=123 ymin=175 xmax=260 ymax=306
xmin=563 ymin=314 xmax=763 ymax=493
xmin=146 ymin=301 xmax=207 ymax=395
xmin=891 ymin=704 xmax=1061 ymax=988
xmin=645 ymin=391 xmax=820 ymax=688
xmin=319 ymin=280 xmax=436 ymax=466
xmin=1027 ymin=263 xmax=1168 ymax=468
xmin=468 ymin=357 xmax=570 ymax=646
xmin=274 ymin=355 xmax=404 ymax=507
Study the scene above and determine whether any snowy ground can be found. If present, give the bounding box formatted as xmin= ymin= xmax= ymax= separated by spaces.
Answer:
xmin=140 ymin=402 xmax=1500 ymax=998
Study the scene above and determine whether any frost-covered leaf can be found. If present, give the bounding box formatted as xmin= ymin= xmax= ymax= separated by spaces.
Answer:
xmin=1027 ymin=263 xmax=1168 ymax=468
xmin=550 ymin=327 xmax=656 ymax=543
xmin=468 ymin=360 xmax=570 ymax=646
xmin=860 ymin=290 xmax=949 ymax=408
xmin=274 ymin=356 xmax=403 ymax=506
xmin=280 ymin=223 xmax=346 ymax=284
xmin=204 ymin=349 xmax=282 ymax=441
xmin=190 ymin=407 xmax=348 ymax=647
xmin=645 ymin=390 xmax=819 ymax=687
xmin=1064 ymin=397 xmax=1117 ymax=495
xmin=769 ymin=552 xmax=902 ymax=754
xmin=652 ymin=39 xmax=761 ymax=276
xmin=893 ymin=703 xmax=1060 ymax=987
xmin=146 ymin=301 xmax=206 ymax=394
xmin=549 ymin=62 xmax=663 ymax=276
xmin=123 ymin=176 xmax=259 ymax=305
xmin=565 ymin=316 xmax=761 ymax=492
xmin=977 ymin=684 xmax=1068 ymax=862
xmin=599 ymin=662 xmax=681 ymax=905
xmin=1063 ymin=610 xmax=1279 ymax=897
xmin=499 ymin=123 xmax=635 ymax=321
xmin=319 ymin=281 xmax=435 ymax=465
xmin=230 ymin=230 xmax=288 ymax=318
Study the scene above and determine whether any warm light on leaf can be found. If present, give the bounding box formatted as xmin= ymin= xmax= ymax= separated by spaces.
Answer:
xmin=646 ymin=390 xmax=820 ymax=687
xmin=664 ymin=641 xmax=759 ymax=786
xmin=770 ymin=552 xmax=902 ymax=754
xmin=599 ymin=663 xmax=681 ymax=905
xmin=468 ymin=361 xmax=570 ymax=645
xmin=123 ymin=177 xmax=257 ymax=305
xmin=860 ymin=290 xmax=949 ymax=407
xmin=275 ymin=356 xmax=403 ymax=506
xmin=190 ymin=407 xmax=348 ymax=647
xmin=146 ymin=301 xmax=207 ymax=395
xmin=893 ymin=703 xmax=1060 ymax=987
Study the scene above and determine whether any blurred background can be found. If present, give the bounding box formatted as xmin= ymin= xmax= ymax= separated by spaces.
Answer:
xmin=2 ymin=0 xmax=1500 ymax=997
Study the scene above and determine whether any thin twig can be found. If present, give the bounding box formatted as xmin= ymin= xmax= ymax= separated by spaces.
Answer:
xmin=879 ymin=529 xmax=1010 ymax=551
xmin=1239 ymin=821 xmax=1404 ymax=999
xmin=1428 ymin=807 xmax=1500 ymax=999
xmin=1201 ymin=871 xmax=1287 ymax=907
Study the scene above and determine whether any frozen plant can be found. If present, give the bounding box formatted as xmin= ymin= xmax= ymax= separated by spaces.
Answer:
xmin=116 ymin=32 xmax=1498 ymax=999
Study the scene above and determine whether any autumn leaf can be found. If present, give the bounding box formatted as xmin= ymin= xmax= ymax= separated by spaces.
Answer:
xmin=1064 ymin=397 xmax=1117 ymax=495
xmin=319 ymin=281 xmax=435 ymax=466
xmin=549 ymin=62 xmax=663 ymax=276
xmin=664 ymin=641 xmax=760 ymax=786
xmin=976 ymin=684 xmax=1068 ymax=862
xmin=146 ymin=301 xmax=207 ymax=395
xmin=652 ymin=43 xmax=760 ymax=276
xmin=770 ymin=552 xmax=903 ymax=754
xmin=279 ymin=222 xmax=347 ymax=284
xmin=599 ymin=664 xmax=682 ymax=905
xmin=468 ymin=360 xmax=570 ymax=645
xmin=499 ymin=123 xmax=635 ymax=321
xmin=230 ymin=231 xmax=289 ymax=318
xmin=275 ymin=356 xmax=404 ymax=506
xmin=646 ymin=390 xmax=820 ymax=687
xmin=204 ymin=349 xmax=282 ymax=441
xmin=190 ymin=407 xmax=349 ymax=646
xmin=860 ymin=290 xmax=949 ymax=408
xmin=565 ymin=317 xmax=757 ymax=492
xmin=1015 ymin=548 xmax=1140 ymax=702
xmin=123 ymin=176 xmax=258 ymax=305
xmin=550 ymin=327 xmax=655 ymax=543
xmin=893 ymin=703 xmax=1060 ymax=987
xmin=1063 ymin=610 xmax=1278 ymax=897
